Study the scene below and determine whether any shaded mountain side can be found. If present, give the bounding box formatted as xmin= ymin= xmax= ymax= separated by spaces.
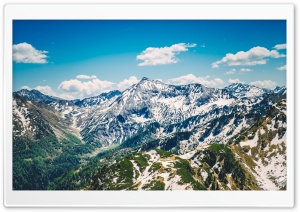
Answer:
xmin=13 ymin=79 xmax=287 ymax=190
xmin=51 ymin=145 xmax=259 ymax=191
xmin=47 ymin=98 xmax=286 ymax=191
xmin=73 ymin=82 xmax=285 ymax=146
xmin=15 ymin=80 xmax=286 ymax=148
xmin=13 ymin=94 xmax=95 ymax=190
xmin=229 ymin=99 xmax=287 ymax=190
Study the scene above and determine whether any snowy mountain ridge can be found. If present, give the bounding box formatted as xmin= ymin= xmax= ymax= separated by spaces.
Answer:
xmin=13 ymin=78 xmax=287 ymax=191
xmin=14 ymin=78 xmax=286 ymax=148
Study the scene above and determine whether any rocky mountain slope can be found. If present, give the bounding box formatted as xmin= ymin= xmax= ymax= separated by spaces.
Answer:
xmin=15 ymin=78 xmax=286 ymax=148
xmin=231 ymin=99 xmax=287 ymax=190
xmin=87 ymin=145 xmax=259 ymax=190
xmin=12 ymin=93 xmax=95 ymax=190
xmin=13 ymin=78 xmax=287 ymax=190
xmin=62 ymin=100 xmax=285 ymax=191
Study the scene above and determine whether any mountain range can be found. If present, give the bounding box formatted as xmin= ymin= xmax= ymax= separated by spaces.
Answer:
xmin=12 ymin=78 xmax=287 ymax=190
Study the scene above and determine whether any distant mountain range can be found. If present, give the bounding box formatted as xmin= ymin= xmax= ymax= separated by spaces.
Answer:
xmin=13 ymin=78 xmax=287 ymax=190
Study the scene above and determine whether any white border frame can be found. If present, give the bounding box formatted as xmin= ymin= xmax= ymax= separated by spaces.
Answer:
xmin=3 ymin=4 xmax=294 ymax=207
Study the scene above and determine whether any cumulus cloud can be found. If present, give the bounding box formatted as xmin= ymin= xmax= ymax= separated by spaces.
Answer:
xmin=277 ymin=65 xmax=286 ymax=71
xmin=211 ymin=46 xmax=285 ymax=68
xmin=21 ymin=85 xmax=64 ymax=98
xmin=58 ymin=93 xmax=76 ymax=100
xmin=76 ymin=75 xmax=97 ymax=79
xmin=20 ymin=85 xmax=32 ymax=90
xmin=58 ymin=78 xmax=115 ymax=99
xmin=34 ymin=85 xmax=57 ymax=96
xmin=117 ymin=76 xmax=139 ymax=91
xmin=13 ymin=42 xmax=48 ymax=64
xmin=225 ymin=69 xmax=236 ymax=75
xmin=166 ymin=74 xmax=224 ymax=88
xmin=250 ymin=80 xmax=277 ymax=89
xmin=228 ymin=78 xmax=244 ymax=84
xmin=21 ymin=76 xmax=140 ymax=100
xmin=136 ymin=43 xmax=197 ymax=66
xmin=273 ymin=44 xmax=286 ymax=50
xmin=33 ymin=85 xmax=75 ymax=100
xmin=240 ymin=68 xmax=253 ymax=72
xmin=33 ymin=77 xmax=135 ymax=100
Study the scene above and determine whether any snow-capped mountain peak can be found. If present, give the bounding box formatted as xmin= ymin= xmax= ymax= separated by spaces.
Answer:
xmin=17 ymin=89 xmax=59 ymax=102
xmin=13 ymin=78 xmax=287 ymax=191
xmin=224 ymin=83 xmax=267 ymax=98
xmin=273 ymin=86 xmax=287 ymax=96
xmin=75 ymin=90 xmax=121 ymax=107
xmin=14 ymin=78 xmax=286 ymax=148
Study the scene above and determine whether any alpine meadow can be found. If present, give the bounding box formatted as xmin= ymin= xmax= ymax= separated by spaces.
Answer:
xmin=12 ymin=20 xmax=287 ymax=190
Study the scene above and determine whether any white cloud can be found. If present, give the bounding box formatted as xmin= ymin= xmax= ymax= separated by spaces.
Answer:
xmin=26 ymin=75 xmax=137 ymax=100
xmin=13 ymin=42 xmax=48 ymax=64
xmin=166 ymin=74 xmax=224 ymax=88
xmin=240 ymin=68 xmax=253 ymax=72
xmin=136 ymin=43 xmax=197 ymax=66
xmin=34 ymin=85 xmax=76 ymax=100
xmin=273 ymin=44 xmax=286 ymax=50
xmin=228 ymin=78 xmax=244 ymax=84
xmin=34 ymin=85 xmax=57 ymax=96
xmin=201 ymin=44 xmax=206 ymax=48
xmin=214 ymin=78 xmax=224 ymax=85
xmin=76 ymin=75 xmax=97 ymax=79
xmin=58 ymin=78 xmax=115 ymax=99
xmin=277 ymin=65 xmax=286 ymax=71
xmin=225 ymin=69 xmax=236 ymax=75
xmin=58 ymin=93 xmax=75 ymax=100
xmin=117 ymin=76 xmax=139 ymax=91
xmin=20 ymin=85 xmax=32 ymax=90
xmin=250 ymin=80 xmax=277 ymax=89
xmin=212 ymin=46 xmax=285 ymax=68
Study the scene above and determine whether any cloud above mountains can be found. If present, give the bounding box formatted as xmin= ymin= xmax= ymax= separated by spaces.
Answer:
xmin=136 ymin=43 xmax=197 ymax=66
xmin=273 ymin=44 xmax=286 ymax=50
xmin=58 ymin=78 xmax=115 ymax=99
xmin=57 ymin=75 xmax=139 ymax=99
xmin=76 ymin=75 xmax=97 ymax=79
xmin=228 ymin=78 xmax=244 ymax=84
xmin=212 ymin=45 xmax=285 ymax=68
xmin=240 ymin=68 xmax=253 ymax=72
xmin=117 ymin=76 xmax=139 ymax=91
xmin=225 ymin=68 xmax=253 ymax=75
xmin=166 ymin=74 xmax=224 ymax=88
xmin=22 ymin=73 xmax=279 ymax=100
xmin=225 ymin=69 xmax=237 ymax=75
xmin=277 ymin=65 xmax=286 ymax=71
xmin=250 ymin=80 xmax=277 ymax=89
xmin=13 ymin=42 xmax=49 ymax=64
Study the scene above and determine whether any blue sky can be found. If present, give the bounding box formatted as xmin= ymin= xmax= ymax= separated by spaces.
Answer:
xmin=13 ymin=20 xmax=286 ymax=99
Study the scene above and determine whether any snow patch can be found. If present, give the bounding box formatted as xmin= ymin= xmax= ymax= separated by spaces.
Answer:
xmin=240 ymin=132 xmax=258 ymax=148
